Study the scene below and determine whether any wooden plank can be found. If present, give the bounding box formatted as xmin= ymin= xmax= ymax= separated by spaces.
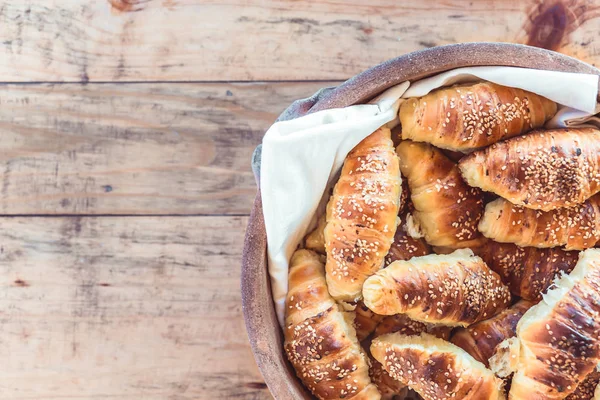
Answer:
xmin=0 ymin=81 xmax=333 ymax=215
xmin=0 ymin=215 xmax=270 ymax=399
xmin=0 ymin=1 xmax=598 ymax=82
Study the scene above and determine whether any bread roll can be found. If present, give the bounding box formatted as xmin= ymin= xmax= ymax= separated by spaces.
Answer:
xmin=566 ymin=371 xmax=600 ymax=400
xmin=284 ymin=250 xmax=381 ymax=399
xmin=325 ymin=127 xmax=402 ymax=302
xmin=509 ymin=249 xmax=600 ymax=399
xmin=479 ymin=197 xmax=600 ymax=250
xmin=384 ymin=220 xmax=431 ymax=266
xmin=473 ymin=240 xmax=579 ymax=301
xmin=362 ymin=250 xmax=511 ymax=326
xmin=451 ymin=300 xmax=533 ymax=367
xmin=396 ymin=140 xmax=485 ymax=248
xmin=371 ymin=333 xmax=505 ymax=400
xmin=400 ymin=82 xmax=557 ymax=152
xmin=354 ymin=301 xmax=384 ymax=341
xmin=374 ymin=313 xmax=452 ymax=340
xmin=459 ymin=128 xmax=600 ymax=211
xmin=305 ymin=214 xmax=327 ymax=255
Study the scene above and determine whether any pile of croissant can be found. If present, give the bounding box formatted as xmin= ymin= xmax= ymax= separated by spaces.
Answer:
xmin=283 ymin=81 xmax=600 ymax=400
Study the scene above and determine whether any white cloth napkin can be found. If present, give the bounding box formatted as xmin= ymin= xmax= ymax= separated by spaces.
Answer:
xmin=260 ymin=66 xmax=600 ymax=326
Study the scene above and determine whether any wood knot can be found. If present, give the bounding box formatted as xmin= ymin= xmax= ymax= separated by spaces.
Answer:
xmin=108 ymin=0 xmax=151 ymax=12
xmin=14 ymin=279 xmax=29 ymax=287
xmin=245 ymin=382 xmax=268 ymax=389
xmin=527 ymin=2 xmax=568 ymax=50
xmin=521 ymin=0 xmax=600 ymax=53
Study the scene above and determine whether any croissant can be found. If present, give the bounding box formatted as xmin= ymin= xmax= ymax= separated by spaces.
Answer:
xmin=399 ymin=82 xmax=557 ymax=152
xmin=565 ymin=371 xmax=600 ymax=400
xmin=384 ymin=220 xmax=431 ymax=267
xmin=472 ymin=240 xmax=579 ymax=301
xmin=284 ymin=249 xmax=381 ymax=399
xmin=396 ymin=140 xmax=485 ymax=248
xmin=508 ymin=248 xmax=600 ymax=400
xmin=354 ymin=301 xmax=384 ymax=341
xmin=479 ymin=197 xmax=600 ymax=250
xmin=374 ymin=313 xmax=452 ymax=340
xmin=459 ymin=128 xmax=600 ymax=211
xmin=368 ymin=356 xmax=408 ymax=400
xmin=305 ymin=214 xmax=327 ymax=255
xmin=371 ymin=333 xmax=506 ymax=400
xmin=451 ymin=300 xmax=534 ymax=367
xmin=362 ymin=249 xmax=511 ymax=326
xmin=325 ymin=127 xmax=402 ymax=301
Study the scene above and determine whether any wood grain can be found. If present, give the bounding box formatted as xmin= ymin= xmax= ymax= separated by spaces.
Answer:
xmin=0 ymin=0 xmax=598 ymax=82
xmin=0 ymin=81 xmax=332 ymax=215
xmin=0 ymin=215 xmax=270 ymax=400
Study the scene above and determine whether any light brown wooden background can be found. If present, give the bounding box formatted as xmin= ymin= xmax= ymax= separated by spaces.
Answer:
xmin=0 ymin=0 xmax=599 ymax=399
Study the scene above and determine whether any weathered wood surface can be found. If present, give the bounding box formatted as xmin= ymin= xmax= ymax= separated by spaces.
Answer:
xmin=0 ymin=215 xmax=270 ymax=399
xmin=3 ymin=1 xmax=599 ymax=399
xmin=0 ymin=0 xmax=598 ymax=82
xmin=0 ymin=81 xmax=331 ymax=215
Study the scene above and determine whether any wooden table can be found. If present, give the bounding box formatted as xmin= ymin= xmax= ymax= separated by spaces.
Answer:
xmin=0 ymin=1 xmax=598 ymax=399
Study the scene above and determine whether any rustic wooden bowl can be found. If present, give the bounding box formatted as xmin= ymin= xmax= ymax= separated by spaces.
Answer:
xmin=241 ymin=42 xmax=600 ymax=400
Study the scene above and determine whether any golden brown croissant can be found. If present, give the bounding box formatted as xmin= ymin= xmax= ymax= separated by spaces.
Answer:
xmin=400 ymin=82 xmax=557 ymax=152
xmin=479 ymin=197 xmax=600 ymax=250
xmin=384 ymin=220 xmax=431 ymax=267
xmin=459 ymin=128 xmax=600 ymax=211
xmin=325 ymin=127 xmax=402 ymax=301
xmin=565 ymin=371 xmax=600 ymax=400
xmin=368 ymin=356 xmax=408 ymax=400
xmin=354 ymin=301 xmax=385 ymax=342
xmin=472 ymin=240 xmax=579 ymax=301
xmin=305 ymin=214 xmax=327 ymax=254
xmin=371 ymin=333 xmax=506 ymax=400
xmin=396 ymin=140 xmax=485 ymax=248
xmin=284 ymin=249 xmax=381 ymax=399
xmin=362 ymin=250 xmax=511 ymax=326
xmin=374 ymin=313 xmax=452 ymax=340
xmin=451 ymin=300 xmax=534 ymax=367
xmin=508 ymin=248 xmax=600 ymax=400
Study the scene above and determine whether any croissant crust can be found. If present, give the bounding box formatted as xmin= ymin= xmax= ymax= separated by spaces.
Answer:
xmin=479 ymin=197 xmax=600 ymax=250
xmin=473 ymin=240 xmax=579 ymax=300
xmin=362 ymin=250 xmax=511 ymax=326
xmin=400 ymin=82 xmax=557 ymax=152
xmin=396 ymin=140 xmax=485 ymax=248
xmin=371 ymin=333 xmax=505 ymax=400
xmin=510 ymin=249 xmax=600 ymax=400
xmin=451 ymin=300 xmax=533 ymax=367
xmin=325 ymin=127 xmax=402 ymax=302
xmin=459 ymin=128 xmax=600 ymax=211
xmin=284 ymin=250 xmax=380 ymax=400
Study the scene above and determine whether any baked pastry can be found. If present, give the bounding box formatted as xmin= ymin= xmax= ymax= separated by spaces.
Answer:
xmin=479 ymin=197 xmax=600 ymax=250
xmin=459 ymin=128 xmax=600 ymax=211
xmin=354 ymin=301 xmax=384 ymax=341
xmin=305 ymin=214 xmax=327 ymax=254
xmin=451 ymin=300 xmax=534 ymax=367
xmin=396 ymin=140 xmax=485 ymax=248
xmin=400 ymin=82 xmax=557 ymax=152
xmin=565 ymin=371 xmax=600 ymax=400
xmin=371 ymin=332 xmax=505 ymax=400
xmin=325 ymin=127 xmax=402 ymax=301
xmin=284 ymin=249 xmax=381 ymax=399
xmin=508 ymin=248 xmax=600 ymax=399
xmin=374 ymin=313 xmax=452 ymax=340
xmin=369 ymin=356 xmax=408 ymax=400
xmin=362 ymin=249 xmax=511 ymax=326
xmin=472 ymin=240 xmax=579 ymax=301
xmin=384 ymin=221 xmax=431 ymax=266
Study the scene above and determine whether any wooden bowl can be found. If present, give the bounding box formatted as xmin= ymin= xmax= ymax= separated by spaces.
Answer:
xmin=241 ymin=42 xmax=600 ymax=400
